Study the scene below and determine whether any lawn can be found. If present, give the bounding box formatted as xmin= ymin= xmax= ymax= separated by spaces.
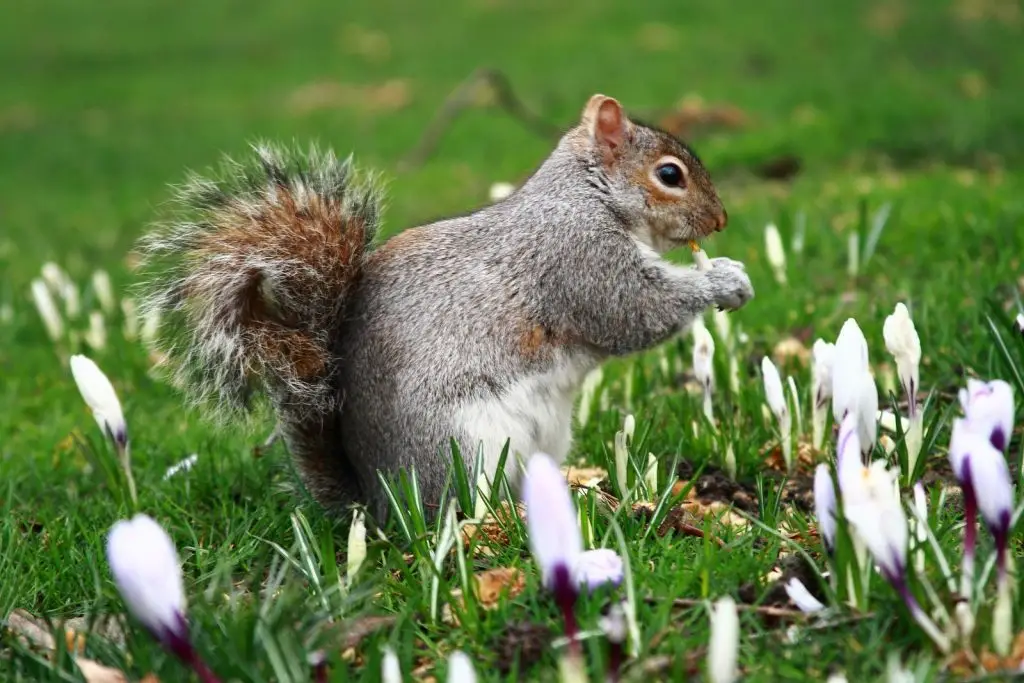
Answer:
xmin=2 ymin=0 xmax=1024 ymax=680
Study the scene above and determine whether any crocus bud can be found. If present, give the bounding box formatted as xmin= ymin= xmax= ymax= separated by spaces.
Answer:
xmin=61 ymin=280 xmax=81 ymax=319
xmin=811 ymin=340 xmax=836 ymax=449
xmin=446 ymin=650 xmax=477 ymax=683
xmin=762 ymin=356 xmax=794 ymax=472
xmin=31 ymin=278 xmax=64 ymax=342
xmin=812 ymin=340 xmax=835 ymax=408
xmin=106 ymin=514 xmax=223 ymax=683
xmin=41 ymin=262 xmax=69 ymax=295
xmin=91 ymin=269 xmax=117 ymax=315
xmin=524 ymin=454 xmax=582 ymax=589
xmin=70 ymin=354 xmax=127 ymax=448
xmin=693 ymin=323 xmax=715 ymax=423
xmin=622 ymin=414 xmax=636 ymax=443
xmin=761 ymin=357 xmax=786 ymax=418
xmin=882 ymin=303 xmax=921 ymax=416
xmin=764 ymin=223 xmax=787 ymax=285
xmin=84 ymin=311 xmax=107 ymax=351
xmin=831 ymin=318 xmax=869 ymax=424
xmin=347 ymin=509 xmax=367 ymax=586
xmin=121 ymin=297 xmax=140 ymax=341
xmin=381 ymin=647 xmax=402 ymax=683
xmin=707 ymin=596 xmax=739 ymax=683
xmin=813 ymin=464 xmax=837 ymax=554
xmin=958 ymin=378 xmax=1015 ymax=452
xmin=1015 ymin=313 xmax=1024 ymax=338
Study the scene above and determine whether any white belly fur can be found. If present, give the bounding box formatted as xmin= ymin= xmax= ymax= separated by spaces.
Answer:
xmin=454 ymin=353 xmax=594 ymax=488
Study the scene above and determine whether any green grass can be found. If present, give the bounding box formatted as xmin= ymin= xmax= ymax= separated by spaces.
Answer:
xmin=2 ymin=0 xmax=1024 ymax=680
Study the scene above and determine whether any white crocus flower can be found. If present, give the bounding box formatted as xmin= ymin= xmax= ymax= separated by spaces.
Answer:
xmin=831 ymin=319 xmax=868 ymax=423
xmin=140 ymin=308 xmax=161 ymax=346
xmin=1015 ymin=313 xmax=1024 ymax=337
xmin=446 ymin=651 xmax=477 ymax=683
xmin=693 ymin=322 xmax=716 ymax=424
xmin=813 ymin=464 xmax=837 ymax=554
xmin=707 ymin=596 xmax=739 ymax=683
xmin=41 ymin=262 xmax=70 ymax=295
xmin=84 ymin=311 xmax=107 ymax=351
xmin=576 ymin=367 xmax=603 ymax=428
xmin=524 ymin=453 xmax=583 ymax=591
xmin=623 ymin=413 xmax=636 ymax=443
xmin=784 ymin=578 xmax=825 ymax=613
xmin=91 ymin=269 xmax=117 ymax=314
xmin=839 ymin=414 xmax=950 ymax=652
xmin=847 ymin=232 xmax=859 ymax=277
xmin=524 ymin=454 xmax=623 ymax=594
xmin=958 ymin=378 xmax=1015 ymax=452
xmin=70 ymin=354 xmax=127 ymax=447
xmin=762 ymin=356 xmax=793 ymax=472
xmin=831 ymin=318 xmax=877 ymax=455
xmin=61 ymin=280 xmax=81 ymax=319
xmin=882 ymin=303 xmax=921 ymax=415
xmin=713 ymin=308 xmax=732 ymax=347
xmin=70 ymin=354 xmax=136 ymax=504
xmin=764 ymin=223 xmax=787 ymax=285
xmin=346 ymin=509 xmax=367 ymax=587
xmin=381 ymin=647 xmax=402 ymax=683
xmin=31 ymin=278 xmax=64 ymax=342
xmin=811 ymin=339 xmax=835 ymax=449
xmin=949 ymin=415 xmax=1015 ymax=646
xmin=106 ymin=515 xmax=188 ymax=647
xmin=121 ymin=297 xmax=140 ymax=341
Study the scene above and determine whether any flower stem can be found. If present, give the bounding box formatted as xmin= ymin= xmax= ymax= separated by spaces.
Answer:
xmin=960 ymin=489 xmax=977 ymax=602
xmin=894 ymin=578 xmax=951 ymax=654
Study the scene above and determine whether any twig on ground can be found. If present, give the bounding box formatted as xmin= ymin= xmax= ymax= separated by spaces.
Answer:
xmin=399 ymin=67 xmax=560 ymax=171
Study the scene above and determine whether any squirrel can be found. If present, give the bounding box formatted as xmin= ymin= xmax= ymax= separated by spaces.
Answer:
xmin=136 ymin=94 xmax=754 ymax=521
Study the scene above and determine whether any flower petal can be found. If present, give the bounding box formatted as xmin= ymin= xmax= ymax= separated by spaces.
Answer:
xmin=106 ymin=514 xmax=186 ymax=641
xmin=708 ymin=596 xmax=740 ymax=683
xmin=761 ymin=356 xmax=787 ymax=418
xmin=523 ymin=453 xmax=583 ymax=588
xmin=446 ymin=650 xmax=477 ymax=683
xmin=784 ymin=578 xmax=825 ymax=613
xmin=573 ymin=548 xmax=624 ymax=592
xmin=70 ymin=354 xmax=127 ymax=446
xmin=813 ymin=464 xmax=837 ymax=552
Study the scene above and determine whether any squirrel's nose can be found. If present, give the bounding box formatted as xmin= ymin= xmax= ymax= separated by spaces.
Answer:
xmin=713 ymin=209 xmax=728 ymax=232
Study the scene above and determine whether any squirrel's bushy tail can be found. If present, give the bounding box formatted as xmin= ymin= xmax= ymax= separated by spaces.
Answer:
xmin=135 ymin=142 xmax=382 ymax=511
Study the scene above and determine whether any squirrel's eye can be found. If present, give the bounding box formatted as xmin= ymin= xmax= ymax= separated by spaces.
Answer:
xmin=656 ymin=163 xmax=685 ymax=188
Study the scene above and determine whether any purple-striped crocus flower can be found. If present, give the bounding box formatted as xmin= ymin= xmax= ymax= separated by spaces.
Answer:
xmin=523 ymin=453 xmax=624 ymax=650
xmin=107 ymin=514 xmax=220 ymax=683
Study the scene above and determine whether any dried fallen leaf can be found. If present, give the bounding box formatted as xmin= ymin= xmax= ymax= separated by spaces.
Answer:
xmin=772 ymin=336 xmax=811 ymax=367
xmin=946 ymin=630 xmax=1024 ymax=674
xmin=75 ymin=658 xmax=128 ymax=683
xmin=461 ymin=501 xmax=522 ymax=556
xmin=658 ymin=98 xmax=749 ymax=139
xmin=287 ymin=79 xmax=411 ymax=116
xmin=4 ymin=609 xmax=55 ymax=651
xmin=762 ymin=439 xmax=818 ymax=473
xmin=442 ymin=567 xmax=525 ymax=625
xmin=562 ymin=465 xmax=608 ymax=489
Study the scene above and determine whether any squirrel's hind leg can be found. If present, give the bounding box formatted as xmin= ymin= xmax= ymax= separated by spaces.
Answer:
xmin=279 ymin=409 xmax=365 ymax=517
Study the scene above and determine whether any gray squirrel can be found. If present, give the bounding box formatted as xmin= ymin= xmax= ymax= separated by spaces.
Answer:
xmin=136 ymin=94 xmax=754 ymax=520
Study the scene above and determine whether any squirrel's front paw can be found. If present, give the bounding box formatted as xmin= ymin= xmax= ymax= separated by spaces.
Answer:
xmin=705 ymin=257 xmax=754 ymax=311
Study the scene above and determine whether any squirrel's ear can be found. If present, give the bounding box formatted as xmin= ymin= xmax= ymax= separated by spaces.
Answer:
xmin=581 ymin=94 xmax=631 ymax=152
